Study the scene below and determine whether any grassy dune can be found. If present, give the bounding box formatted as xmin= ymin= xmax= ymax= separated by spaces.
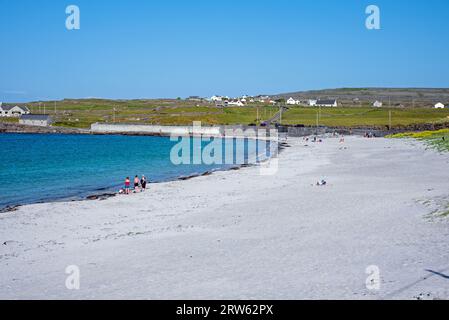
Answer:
xmin=388 ymin=129 xmax=449 ymax=152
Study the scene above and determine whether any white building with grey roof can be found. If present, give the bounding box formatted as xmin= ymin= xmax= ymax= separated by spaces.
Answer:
xmin=0 ymin=103 xmax=31 ymax=117
xmin=19 ymin=114 xmax=53 ymax=127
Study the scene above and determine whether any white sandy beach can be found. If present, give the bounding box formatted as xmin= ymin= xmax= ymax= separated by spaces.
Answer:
xmin=1 ymin=136 xmax=449 ymax=299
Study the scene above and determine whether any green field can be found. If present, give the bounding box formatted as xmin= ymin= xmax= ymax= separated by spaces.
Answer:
xmin=282 ymin=107 xmax=449 ymax=127
xmin=2 ymin=99 xmax=449 ymax=129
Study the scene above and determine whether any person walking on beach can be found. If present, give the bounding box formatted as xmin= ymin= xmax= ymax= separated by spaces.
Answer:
xmin=124 ymin=177 xmax=130 ymax=195
xmin=141 ymin=175 xmax=147 ymax=191
xmin=134 ymin=175 xmax=140 ymax=191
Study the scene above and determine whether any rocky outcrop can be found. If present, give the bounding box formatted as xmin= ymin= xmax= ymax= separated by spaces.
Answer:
xmin=0 ymin=122 xmax=89 ymax=134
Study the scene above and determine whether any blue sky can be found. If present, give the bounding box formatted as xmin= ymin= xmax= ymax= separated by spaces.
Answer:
xmin=1 ymin=0 xmax=449 ymax=102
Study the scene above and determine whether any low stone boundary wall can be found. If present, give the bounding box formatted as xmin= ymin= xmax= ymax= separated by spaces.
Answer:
xmin=90 ymin=123 xmax=279 ymax=140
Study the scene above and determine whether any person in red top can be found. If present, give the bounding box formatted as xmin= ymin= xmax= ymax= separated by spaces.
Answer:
xmin=124 ymin=177 xmax=130 ymax=194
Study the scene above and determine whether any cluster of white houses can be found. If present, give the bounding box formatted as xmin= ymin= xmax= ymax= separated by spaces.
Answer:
xmin=287 ymin=98 xmax=384 ymax=107
xmin=286 ymin=98 xmax=448 ymax=109
xmin=191 ymin=95 xmax=449 ymax=109
xmin=209 ymin=95 xmax=277 ymax=107
xmin=286 ymin=98 xmax=338 ymax=107
xmin=0 ymin=103 xmax=53 ymax=126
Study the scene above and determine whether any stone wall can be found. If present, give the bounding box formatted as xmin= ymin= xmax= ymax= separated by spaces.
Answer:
xmin=90 ymin=123 xmax=278 ymax=139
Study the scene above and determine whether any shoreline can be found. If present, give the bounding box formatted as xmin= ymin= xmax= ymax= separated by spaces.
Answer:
xmin=0 ymin=139 xmax=286 ymax=213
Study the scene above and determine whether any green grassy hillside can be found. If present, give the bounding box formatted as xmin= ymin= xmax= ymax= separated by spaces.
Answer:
xmin=2 ymin=98 xmax=449 ymax=129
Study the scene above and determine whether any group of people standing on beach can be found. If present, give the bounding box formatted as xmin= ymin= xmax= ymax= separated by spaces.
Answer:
xmin=121 ymin=175 xmax=147 ymax=194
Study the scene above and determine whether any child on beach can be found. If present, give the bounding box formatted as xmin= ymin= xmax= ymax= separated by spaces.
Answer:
xmin=124 ymin=177 xmax=130 ymax=194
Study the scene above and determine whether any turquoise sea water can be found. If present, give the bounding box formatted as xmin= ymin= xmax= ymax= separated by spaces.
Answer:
xmin=0 ymin=133 xmax=270 ymax=209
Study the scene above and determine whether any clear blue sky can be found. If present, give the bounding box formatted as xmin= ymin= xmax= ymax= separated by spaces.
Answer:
xmin=1 ymin=0 xmax=449 ymax=102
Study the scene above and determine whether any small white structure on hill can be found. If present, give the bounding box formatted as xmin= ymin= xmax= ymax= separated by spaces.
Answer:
xmin=308 ymin=99 xmax=317 ymax=107
xmin=434 ymin=102 xmax=445 ymax=109
xmin=228 ymin=99 xmax=245 ymax=107
xmin=19 ymin=114 xmax=53 ymax=127
xmin=316 ymin=99 xmax=338 ymax=107
xmin=0 ymin=103 xmax=30 ymax=117
xmin=287 ymin=97 xmax=297 ymax=105
xmin=210 ymin=95 xmax=223 ymax=102
xmin=373 ymin=100 xmax=383 ymax=107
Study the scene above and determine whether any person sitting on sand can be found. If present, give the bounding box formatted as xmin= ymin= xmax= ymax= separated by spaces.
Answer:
xmin=124 ymin=177 xmax=130 ymax=194
xmin=141 ymin=175 xmax=147 ymax=191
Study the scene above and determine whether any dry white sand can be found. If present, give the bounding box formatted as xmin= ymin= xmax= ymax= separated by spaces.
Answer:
xmin=1 ymin=136 xmax=449 ymax=300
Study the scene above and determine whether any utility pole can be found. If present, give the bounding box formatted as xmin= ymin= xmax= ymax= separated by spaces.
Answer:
xmin=256 ymin=106 xmax=259 ymax=125
xmin=279 ymin=106 xmax=282 ymax=125
xmin=389 ymin=110 xmax=392 ymax=129
xmin=54 ymin=101 xmax=56 ymax=114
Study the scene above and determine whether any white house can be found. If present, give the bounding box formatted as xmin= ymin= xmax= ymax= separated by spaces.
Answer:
xmin=0 ymin=104 xmax=31 ymax=117
xmin=19 ymin=114 xmax=53 ymax=127
xmin=435 ymin=102 xmax=445 ymax=109
xmin=308 ymin=99 xmax=317 ymax=107
xmin=210 ymin=95 xmax=223 ymax=102
xmin=373 ymin=100 xmax=383 ymax=107
xmin=316 ymin=99 xmax=338 ymax=107
xmin=287 ymin=97 xmax=297 ymax=105
xmin=255 ymin=95 xmax=270 ymax=103
xmin=228 ymin=99 xmax=245 ymax=107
